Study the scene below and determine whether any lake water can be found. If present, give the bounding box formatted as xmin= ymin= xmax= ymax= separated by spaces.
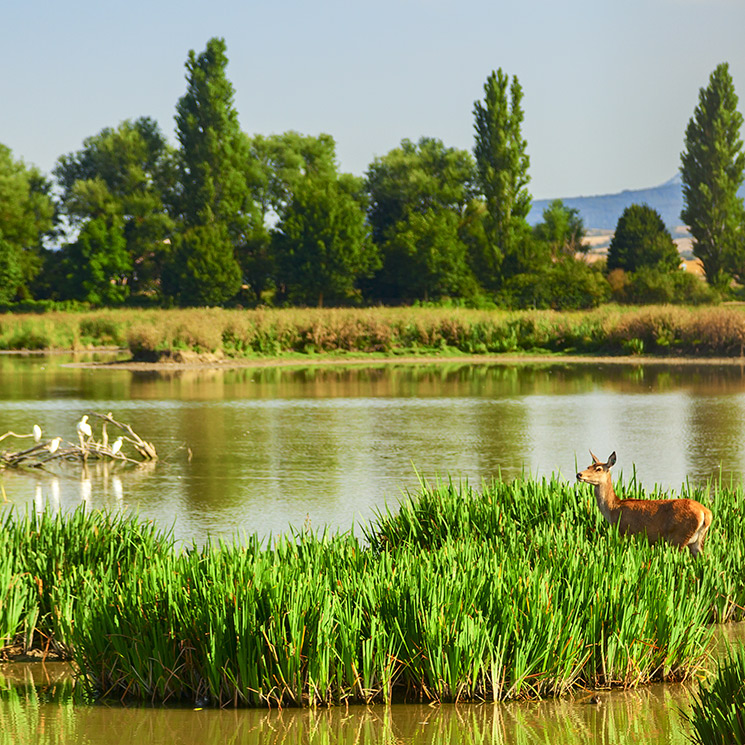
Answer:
xmin=0 ymin=667 xmax=700 ymax=745
xmin=2 ymin=354 xmax=745 ymax=544
xmin=2 ymin=353 xmax=745 ymax=742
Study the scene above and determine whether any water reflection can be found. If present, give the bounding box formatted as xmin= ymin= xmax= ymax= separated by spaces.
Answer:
xmin=3 ymin=355 xmax=745 ymax=544
xmin=0 ymin=673 xmax=694 ymax=745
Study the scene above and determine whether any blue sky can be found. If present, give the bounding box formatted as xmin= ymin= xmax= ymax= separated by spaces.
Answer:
xmin=2 ymin=0 xmax=744 ymax=199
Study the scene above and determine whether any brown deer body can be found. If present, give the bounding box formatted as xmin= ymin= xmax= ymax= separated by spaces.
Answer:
xmin=576 ymin=451 xmax=713 ymax=556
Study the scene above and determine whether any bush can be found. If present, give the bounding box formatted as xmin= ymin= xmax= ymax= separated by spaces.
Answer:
xmin=126 ymin=323 xmax=167 ymax=361
xmin=612 ymin=268 xmax=718 ymax=306
xmin=498 ymin=261 xmax=610 ymax=310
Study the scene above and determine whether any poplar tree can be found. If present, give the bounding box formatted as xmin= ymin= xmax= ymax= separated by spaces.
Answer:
xmin=472 ymin=69 xmax=532 ymax=286
xmin=167 ymin=37 xmax=252 ymax=305
xmin=680 ymin=63 xmax=745 ymax=290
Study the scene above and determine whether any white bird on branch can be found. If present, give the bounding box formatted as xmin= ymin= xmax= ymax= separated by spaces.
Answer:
xmin=76 ymin=415 xmax=92 ymax=438
xmin=77 ymin=415 xmax=92 ymax=453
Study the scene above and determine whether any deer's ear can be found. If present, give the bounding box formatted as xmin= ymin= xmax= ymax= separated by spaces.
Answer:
xmin=607 ymin=452 xmax=617 ymax=467
xmin=590 ymin=450 xmax=600 ymax=464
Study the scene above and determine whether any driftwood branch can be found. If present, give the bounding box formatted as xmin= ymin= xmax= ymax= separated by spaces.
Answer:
xmin=0 ymin=413 xmax=157 ymax=470
xmin=90 ymin=412 xmax=158 ymax=461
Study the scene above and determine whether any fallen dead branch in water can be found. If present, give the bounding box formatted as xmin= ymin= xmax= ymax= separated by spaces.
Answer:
xmin=0 ymin=413 xmax=157 ymax=470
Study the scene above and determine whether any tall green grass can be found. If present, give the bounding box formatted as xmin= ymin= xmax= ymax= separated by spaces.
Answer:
xmin=0 ymin=473 xmax=743 ymax=707
xmin=685 ymin=642 xmax=745 ymax=744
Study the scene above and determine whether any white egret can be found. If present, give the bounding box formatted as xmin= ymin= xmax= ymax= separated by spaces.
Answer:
xmin=33 ymin=424 xmax=42 ymax=442
xmin=77 ymin=415 xmax=92 ymax=454
xmin=111 ymin=436 xmax=123 ymax=455
xmin=76 ymin=415 xmax=92 ymax=438
xmin=48 ymin=437 xmax=61 ymax=453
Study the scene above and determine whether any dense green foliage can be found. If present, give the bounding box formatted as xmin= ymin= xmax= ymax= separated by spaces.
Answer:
xmin=681 ymin=63 xmax=745 ymax=290
xmin=0 ymin=144 xmax=55 ymax=302
xmin=365 ymin=137 xmax=478 ymax=302
xmin=604 ymin=203 xmax=711 ymax=306
xmin=273 ymin=173 xmax=377 ymax=306
xmin=0 ymin=471 xmax=743 ymax=707
xmin=3 ymin=47 xmax=744 ymax=309
xmin=52 ymin=117 xmax=175 ymax=296
xmin=608 ymin=204 xmax=680 ymax=273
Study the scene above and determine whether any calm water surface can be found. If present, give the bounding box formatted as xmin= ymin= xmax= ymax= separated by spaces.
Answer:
xmin=2 ymin=354 xmax=745 ymax=543
xmin=0 ymin=662 xmax=703 ymax=745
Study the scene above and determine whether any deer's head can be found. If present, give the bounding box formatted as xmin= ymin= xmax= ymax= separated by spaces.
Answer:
xmin=576 ymin=450 xmax=616 ymax=486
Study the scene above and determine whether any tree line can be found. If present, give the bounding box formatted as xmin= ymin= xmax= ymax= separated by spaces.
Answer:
xmin=0 ymin=39 xmax=743 ymax=310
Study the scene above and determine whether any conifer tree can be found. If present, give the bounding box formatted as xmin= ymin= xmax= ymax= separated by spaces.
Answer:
xmin=168 ymin=37 xmax=253 ymax=305
xmin=472 ymin=69 xmax=532 ymax=286
xmin=680 ymin=63 xmax=745 ymax=290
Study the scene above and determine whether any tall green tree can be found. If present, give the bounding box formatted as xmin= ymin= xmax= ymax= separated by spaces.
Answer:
xmin=273 ymin=173 xmax=376 ymax=306
xmin=0 ymin=144 xmax=55 ymax=301
xmin=533 ymin=199 xmax=587 ymax=259
xmin=242 ymin=131 xmax=338 ymax=301
xmin=680 ymin=62 xmax=745 ymax=290
xmin=473 ymin=69 xmax=532 ymax=286
xmin=608 ymin=204 xmax=680 ymax=273
xmin=162 ymin=223 xmax=242 ymax=306
xmin=168 ymin=37 xmax=254 ymax=305
xmin=54 ymin=117 xmax=175 ymax=294
xmin=365 ymin=137 xmax=478 ymax=301
xmin=58 ymin=217 xmax=132 ymax=304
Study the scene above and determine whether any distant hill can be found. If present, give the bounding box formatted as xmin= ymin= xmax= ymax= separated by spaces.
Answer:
xmin=528 ymin=174 xmax=745 ymax=231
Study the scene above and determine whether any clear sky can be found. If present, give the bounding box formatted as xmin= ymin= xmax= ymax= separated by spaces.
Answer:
xmin=2 ymin=0 xmax=744 ymax=199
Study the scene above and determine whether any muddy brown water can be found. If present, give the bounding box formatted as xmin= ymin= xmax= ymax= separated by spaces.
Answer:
xmin=2 ymin=354 xmax=745 ymax=742
xmin=0 ymin=664 xmax=704 ymax=744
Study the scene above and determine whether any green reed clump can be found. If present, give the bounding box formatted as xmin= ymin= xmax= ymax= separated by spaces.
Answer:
xmin=685 ymin=642 xmax=745 ymax=745
xmin=0 ymin=508 xmax=174 ymax=654
xmin=68 ymin=516 xmax=714 ymax=707
xmin=3 ymin=472 xmax=745 ymax=708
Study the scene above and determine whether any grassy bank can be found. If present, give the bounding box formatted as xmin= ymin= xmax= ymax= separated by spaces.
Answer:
xmin=2 ymin=305 xmax=745 ymax=360
xmin=1 ymin=473 xmax=743 ymax=707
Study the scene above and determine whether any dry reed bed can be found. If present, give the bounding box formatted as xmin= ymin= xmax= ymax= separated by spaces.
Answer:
xmin=0 ymin=474 xmax=742 ymax=707
xmin=2 ymin=306 xmax=745 ymax=358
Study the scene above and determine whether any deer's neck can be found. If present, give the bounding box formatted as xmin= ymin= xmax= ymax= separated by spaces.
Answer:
xmin=594 ymin=479 xmax=621 ymax=525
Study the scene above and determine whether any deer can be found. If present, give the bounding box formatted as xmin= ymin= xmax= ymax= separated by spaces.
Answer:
xmin=576 ymin=451 xmax=713 ymax=556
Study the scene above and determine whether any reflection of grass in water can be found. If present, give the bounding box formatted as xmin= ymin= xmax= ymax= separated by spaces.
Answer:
xmin=0 ymin=674 xmax=78 ymax=745
xmin=0 ymin=680 xmax=695 ymax=745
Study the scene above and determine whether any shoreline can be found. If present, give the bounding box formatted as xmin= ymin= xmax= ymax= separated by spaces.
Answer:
xmin=64 ymin=349 xmax=745 ymax=371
